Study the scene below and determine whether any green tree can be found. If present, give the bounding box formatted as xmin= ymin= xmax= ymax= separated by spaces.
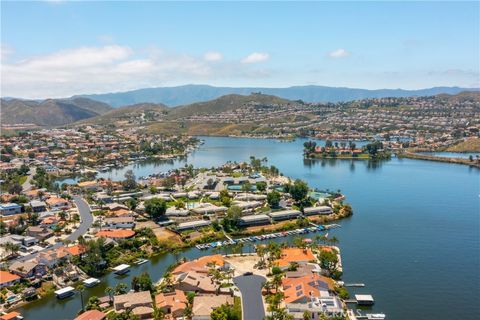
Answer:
xmin=222 ymin=206 xmax=242 ymax=232
xmin=123 ymin=170 xmax=137 ymax=191
xmin=144 ymin=198 xmax=167 ymax=220
xmin=210 ymin=303 xmax=241 ymax=320
xmin=131 ymin=272 xmax=153 ymax=292
xmin=85 ymin=295 xmax=100 ymax=310
xmin=114 ymin=283 xmax=128 ymax=295
xmin=318 ymin=250 xmax=339 ymax=274
xmin=267 ymin=190 xmax=281 ymax=208
xmin=256 ymin=181 xmax=267 ymax=192
xmin=287 ymin=179 xmax=309 ymax=203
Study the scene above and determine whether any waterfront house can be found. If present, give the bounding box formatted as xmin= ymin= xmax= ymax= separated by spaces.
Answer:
xmin=174 ymin=271 xmax=217 ymax=293
xmin=74 ymin=310 xmax=106 ymax=320
xmin=192 ymin=294 xmax=234 ymax=320
xmin=238 ymin=214 xmax=271 ymax=226
xmin=155 ymin=290 xmax=187 ymax=319
xmin=0 ymin=312 xmax=23 ymax=320
xmin=0 ymin=203 xmax=22 ymax=216
xmin=0 ymin=271 xmax=21 ymax=288
xmin=275 ymin=248 xmax=316 ymax=269
xmin=286 ymin=296 xmax=343 ymax=319
xmin=113 ymin=291 xmax=153 ymax=315
xmin=173 ymin=255 xmax=226 ymax=274
xmin=9 ymin=260 xmax=47 ymax=278
xmin=282 ymin=274 xmax=335 ymax=304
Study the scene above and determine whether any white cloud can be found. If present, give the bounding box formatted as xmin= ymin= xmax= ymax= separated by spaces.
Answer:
xmin=0 ymin=44 xmax=15 ymax=61
xmin=1 ymin=45 xmax=272 ymax=98
xmin=241 ymin=52 xmax=270 ymax=64
xmin=204 ymin=51 xmax=223 ymax=62
xmin=328 ymin=48 xmax=350 ymax=58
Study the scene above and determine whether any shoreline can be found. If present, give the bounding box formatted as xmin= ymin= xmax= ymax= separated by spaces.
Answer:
xmin=399 ymin=151 xmax=480 ymax=168
xmin=9 ymin=209 xmax=352 ymax=312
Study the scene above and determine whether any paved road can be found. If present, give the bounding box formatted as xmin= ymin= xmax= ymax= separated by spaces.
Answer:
xmin=21 ymin=167 xmax=36 ymax=192
xmin=234 ymin=274 xmax=266 ymax=320
xmin=68 ymin=196 xmax=94 ymax=241
xmin=16 ymin=196 xmax=93 ymax=262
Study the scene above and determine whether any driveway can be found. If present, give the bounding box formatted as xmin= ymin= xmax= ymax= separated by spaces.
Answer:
xmin=234 ymin=274 xmax=266 ymax=320
xmin=16 ymin=197 xmax=93 ymax=262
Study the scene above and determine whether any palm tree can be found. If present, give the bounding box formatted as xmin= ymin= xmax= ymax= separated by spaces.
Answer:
xmin=76 ymin=284 xmax=85 ymax=312
xmin=105 ymin=286 xmax=114 ymax=304
xmin=272 ymin=273 xmax=283 ymax=292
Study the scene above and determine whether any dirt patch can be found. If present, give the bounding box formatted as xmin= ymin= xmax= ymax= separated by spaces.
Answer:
xmin=135 ymin=221 xmax=160 ymax=230
xmin=153 ymin=227 xmax=183 ymax=244
xmin=224 ymin=254 xmax=267 ymax=277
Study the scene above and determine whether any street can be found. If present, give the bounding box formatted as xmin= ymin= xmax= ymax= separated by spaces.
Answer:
xmin=16 ymin=196 xmax=93 ymax=262
xmin=234 ymin=274 xmax=266 ymax=320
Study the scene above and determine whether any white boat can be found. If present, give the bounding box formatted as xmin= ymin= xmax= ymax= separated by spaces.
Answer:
xmin=135 ymin=259 xmax=148 ymax=265
xmin=113 ymin=264 xmax=130 ymax=275
xmin=367 ymin=314 xmax=386 ymax=320
xmin=83 ymin=277 xmax=100 ymax=288
xmin=54 ymin=286 xmax=75 ymax=299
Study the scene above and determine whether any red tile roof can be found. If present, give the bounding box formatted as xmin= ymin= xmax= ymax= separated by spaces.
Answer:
xmin=0 ymin=271 xmax=21 ymax=284
xmin=74 ymin=310 xmax=106 ymax=320
xmin=96 ymin=229 xmax=136 ymax=239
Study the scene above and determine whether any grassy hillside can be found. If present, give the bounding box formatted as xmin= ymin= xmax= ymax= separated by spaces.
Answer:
xmin=445 ymin=138 xmax=480 ymax=152
xmin=166 ymin=93 xmax=293 ymax=119
xmin=81 ymin=102 xmax=168 ymax=125
xmin=1 ymin=97 xmax=112 ymax=126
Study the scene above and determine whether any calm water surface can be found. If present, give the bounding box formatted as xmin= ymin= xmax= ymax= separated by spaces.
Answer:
xmin=21 ymin=137 xmax=480 ymax=320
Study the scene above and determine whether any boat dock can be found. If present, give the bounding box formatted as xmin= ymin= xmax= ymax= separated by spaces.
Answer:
xmin=113 ymin=264 xmax=130 ymax=275
xmin=195 ymin=224 xmax=330 ymax=250
xmin=54 ymin=286 xmax=75 ymax=299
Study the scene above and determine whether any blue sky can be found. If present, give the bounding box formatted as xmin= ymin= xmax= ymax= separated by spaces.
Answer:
xmin=1 ymin=1 xmax=479 ymax=98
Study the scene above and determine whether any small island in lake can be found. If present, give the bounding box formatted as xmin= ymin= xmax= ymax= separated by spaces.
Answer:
xmin=303 ymin=140 xmax=391 ymax=160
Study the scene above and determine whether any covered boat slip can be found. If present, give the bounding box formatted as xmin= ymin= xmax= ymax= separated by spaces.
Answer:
xmin=54 ymin=286 xmax=75 ymax=299
xmin=113 ymin=264 xmax=130 ymax=275
xmin=82 ymin=277 xmax=100 ymax=287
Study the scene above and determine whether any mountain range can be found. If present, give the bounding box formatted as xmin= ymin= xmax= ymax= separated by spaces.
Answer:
xmin=75 ymin=84 xmax=479 ymax=107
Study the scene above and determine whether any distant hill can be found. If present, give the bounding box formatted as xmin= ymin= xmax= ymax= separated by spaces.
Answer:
xmin=167 ymin=93 xmax=292 ymax=119
xmin=0 ymin=97 xmax=112 ymax=126
xmin=74 ymin=84 xmax=480 ymax=107
xmin=82 ymin=102 xmax=168 ymax=125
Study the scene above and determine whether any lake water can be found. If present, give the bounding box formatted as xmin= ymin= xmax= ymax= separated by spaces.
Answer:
xmin=21 ymin=136 xmax=480 ymax=320
xmin=418 ymin=151 xmax=480 ymax=159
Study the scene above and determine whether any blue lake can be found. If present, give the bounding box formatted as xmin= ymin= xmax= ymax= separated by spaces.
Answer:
xmin=22 ymin=136 xmax=480 ymax=320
